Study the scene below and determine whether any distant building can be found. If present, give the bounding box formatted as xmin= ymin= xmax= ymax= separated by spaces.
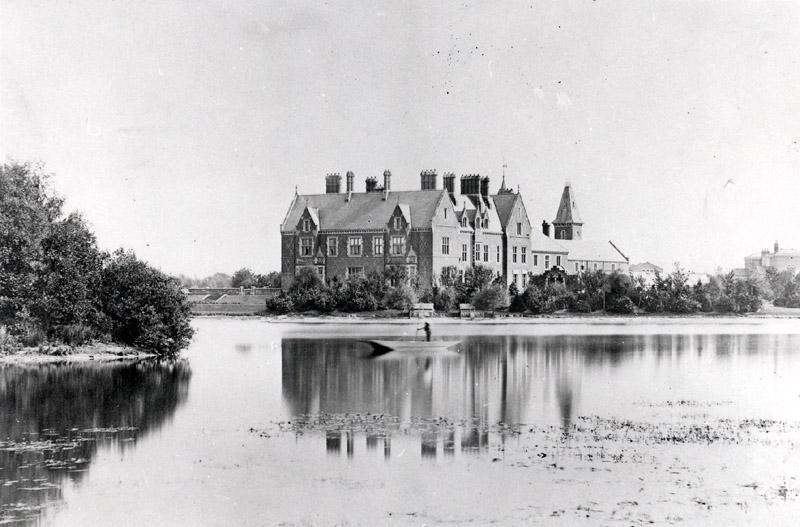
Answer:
xmin=280 ymin=174 xmax=630 ymax=290
xmin=744 ymin=241 xmax=800 ymax=275
xmin=540 ymin=184 xmax=629 ymax=275
xmin=630 ymin=262 xmax=663 ymax=284
xmin=280 ymin=169 xmax=531 ymax=289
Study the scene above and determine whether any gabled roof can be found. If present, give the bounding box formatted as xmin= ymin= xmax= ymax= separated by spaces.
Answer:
xmin=304 ymin=206 xmax=320 ymax=227
xmin=396 ymin=203 xmax=411 ymax=224
xmin=491 ymin=193 xmax=519 ymax=229
xmin=281 ymin=190 xmax=446 ymax=232
xmin=630 ymin=262 xmax=663 ymax=272
xmin=453 ymin=193 xmax=503 ymax=233
xmin=556 ymin=239 xmax=627 ymax=263
xmin=554 ymin=185 xmax=582 ymax=224
xmin=530 ymin=231 xmax=569 ymax=254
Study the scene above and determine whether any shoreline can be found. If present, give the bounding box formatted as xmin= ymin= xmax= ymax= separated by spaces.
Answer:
xmin=193 ymin=309 xmax=800 ymax=323
xmin=0 ymin=342 xmax=155 ymax=365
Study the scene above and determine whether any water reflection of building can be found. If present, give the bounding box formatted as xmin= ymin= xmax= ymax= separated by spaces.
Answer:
xmin=0 ymin=360 xmax=191 ymax=525
xmin=282 ymin=336 xmax=590 ymax=458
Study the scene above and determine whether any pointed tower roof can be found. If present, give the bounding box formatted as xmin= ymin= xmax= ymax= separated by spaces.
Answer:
xmin=554 ymin=185 xmax=582 ymax=224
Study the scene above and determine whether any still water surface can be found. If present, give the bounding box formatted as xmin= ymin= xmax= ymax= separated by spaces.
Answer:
xmin=3 ymin=318 xmax=800 ymax=525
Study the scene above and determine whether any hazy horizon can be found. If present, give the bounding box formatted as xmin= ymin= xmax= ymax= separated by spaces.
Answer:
xmin=3 ymin=1 xmax=799 ymax=277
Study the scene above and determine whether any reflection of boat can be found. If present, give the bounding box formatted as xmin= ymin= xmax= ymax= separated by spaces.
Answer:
xmin=364 ymin=339 xmax=461 ymax=356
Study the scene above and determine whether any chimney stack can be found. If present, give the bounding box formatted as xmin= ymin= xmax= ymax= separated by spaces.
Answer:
xmin=420 ymin=169 xmax=438 ymax=190
xmin=346 ymin=171 xmax=354 ymax=201
xmin=365 ymin=176 xmax=377 ymax=192
xmin=480 ymin=176 xmax=490 ymax=198
xmin=542 ymin=221 xmax=550 ymax=237
xmin=443 ymin=172 xmax=455 ymax=195
xmin=325 ymin=173 xmax=341 ymax=194
xmin=382 ymin=169 xmax=391 ymax=200
xmin=775 ymin=241 xmax=780 ymax=253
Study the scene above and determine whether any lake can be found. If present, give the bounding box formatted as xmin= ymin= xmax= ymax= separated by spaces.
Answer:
xmin=3 ymin=317 xmax=800 ymax=525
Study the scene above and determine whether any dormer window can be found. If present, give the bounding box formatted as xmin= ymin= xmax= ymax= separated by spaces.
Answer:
xmin=393 ymin=217 xmax=401 ymax=230
xmin=302 ymin=218 xmax=311 ymax=232
xmin=461 ymin=217 xmax=467 ymax=228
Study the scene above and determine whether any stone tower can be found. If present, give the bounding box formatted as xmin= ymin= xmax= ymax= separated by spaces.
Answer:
xmin=552 ymin=184 xmax=583 ymax=240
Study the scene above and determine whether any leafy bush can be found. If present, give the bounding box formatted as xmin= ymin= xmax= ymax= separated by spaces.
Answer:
xmin=607 ymin=296 xmax=635 ymax=314
xmin=334 ymin=277 xmax=378 ymax=312
xmin=383 ymin=284 xmax=418 ymax=310
xmin=568 ymin=293 xmax=593 ymax=313
xmin=433 ymin=286 xmax=457 ymax=312
xmin=99 ymin=250 xmax=194 ymax=354
xmin=265 ymin=293 xmax=294 ymax=314
xmin=471 ymin=284 xmax=508 ymax=311
xmin=522 ymin=285 xmax=546 ymax=314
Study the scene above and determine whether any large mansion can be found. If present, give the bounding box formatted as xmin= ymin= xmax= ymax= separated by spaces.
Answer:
xmin=280 ymin=170 xmax=628 ymax=289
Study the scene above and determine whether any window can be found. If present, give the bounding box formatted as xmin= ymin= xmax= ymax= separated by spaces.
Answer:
xmin=444 ymin=208 xmax=447 ymax=219
xmin=556 ymin=255 xmax=562 ymax=266
xmin=348 ymin=236 xmax=362 ymax=256
xmin=496 ymin=245 xmax=500 ymax=263
xmin=391 ymin=235 xmax=406 ymax=255
xmin=533 ymin=254 xmax=538 ymax=266
xmin=512 ymin=246 xmax=518 ymax=264
xmin=461 ymin=217 xmax=468 ymax=227
xmin=442 ymin=236 xmax=450 ymax=255
xmin=521 ymin=247 xmax=527 ymax=264
xmin=300 ymin=238 xmax=312 ymax=257
xmin=483 ymin=244 xmax=488 ymax=262
xmin=346 ymin=266 xmax=364 ymax=278
xmin=544 ymin=255 xmax=550 ymax=268
xmin=575 ymin=262 xmax=579 ymax=272
xmin=393 ymin=217 xmax=401 ymax=230
xmin=407 ymin=265 xmax=417 ymax=277
xmin=302 ymin=218 xmax=311 ymax=232
xmin=474 ymin=243 xmax=481 ymax=261
xmin=521 ymin=273 xmax=527 ymax=287
xmin=327 ymin=237 xmax=338 ymax=257
xmin=612 ymin=264 xmax=616 ymax=271
xmin=316 ymin=266 xmax=325 ymax=280
xmin=462 ymin=243 xmax=468 ymax=262
xmin=373 ymin=236 xmax=384 ymax=256
xmin=516 ymin=222 xmax=522 ymax=235
xmin=593 ymin=263 xmax=598 ymax=270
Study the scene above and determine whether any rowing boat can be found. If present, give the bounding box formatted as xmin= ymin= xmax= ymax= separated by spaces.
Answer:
xmin=364 ymin=339 xmax=461 ymax=355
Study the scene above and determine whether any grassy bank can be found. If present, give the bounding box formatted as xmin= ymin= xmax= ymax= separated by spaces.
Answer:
xmin=0 ymin=342 xmax=154 ymax=365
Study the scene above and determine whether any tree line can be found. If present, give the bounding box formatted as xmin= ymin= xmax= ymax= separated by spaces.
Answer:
xmin=0 ymin=162 xmax=193 ymax=354
xmin=266 ymin=262 xmax=780 ymax=316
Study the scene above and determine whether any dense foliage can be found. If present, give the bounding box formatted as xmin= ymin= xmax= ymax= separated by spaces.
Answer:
xmin=0 ymin=162 xmax=194 ymax=354
xmin=507 ymin=267 xmax=765 ymax=315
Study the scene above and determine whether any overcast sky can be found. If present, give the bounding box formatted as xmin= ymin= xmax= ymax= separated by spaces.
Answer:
xmin=2 ymin=1 xmax=799 ymax=277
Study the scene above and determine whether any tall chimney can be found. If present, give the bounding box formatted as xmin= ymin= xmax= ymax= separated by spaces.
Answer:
xmin=420 ymin=169 xmax=438 ymax=190
xmin=325 ymin=173 xmax=341 ymax=194
xmin=480 ymin=176 xmax=489 ymax=198
xmin=443 ymin=172 xmax=455 ymax=195
xmin=382 ymin=169 xmax=391 ymax=200
xmin=365 ymin=176 xmax=377 ymax=192
xmin=346 ymin=171 xmax=354 ymax=201
xmin=542 ymin=221 xmax=550 ymax=237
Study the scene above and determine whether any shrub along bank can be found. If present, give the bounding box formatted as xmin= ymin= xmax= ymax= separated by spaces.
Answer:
xmin=0 ymin=162 xmax=193 ymax=355
xmin=268 ymin=263 xmax=767 ymax=317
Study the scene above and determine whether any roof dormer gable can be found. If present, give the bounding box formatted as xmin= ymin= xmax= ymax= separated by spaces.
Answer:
xmin=388 ymin=203 xmax=411 ymax=231
xmin=297 ymin=206 xmax=319 ymax=232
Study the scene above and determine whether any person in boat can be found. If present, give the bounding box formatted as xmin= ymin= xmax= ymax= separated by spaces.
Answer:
xmin=419 ymin=322 xmax=431 ymax=342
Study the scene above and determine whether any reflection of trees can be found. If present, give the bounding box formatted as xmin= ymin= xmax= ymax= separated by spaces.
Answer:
xmin=0 ymin=360 xmax=191 ymax=525
xmin=281 ymin=334 xmax=798 ymax=460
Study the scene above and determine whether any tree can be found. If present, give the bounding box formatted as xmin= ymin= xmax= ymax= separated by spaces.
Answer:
xmin=99 ymin=250 xmax=194 ymax=354
xmin=231 ymin=268 xmax=256 ymax=288
xmin=471 ymin=284 xmax=508 ymax=311
xmin=29 ymin=213 xmax=104 ymax=333
xmin=0 ymin=162 xmax=64 ymax=323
